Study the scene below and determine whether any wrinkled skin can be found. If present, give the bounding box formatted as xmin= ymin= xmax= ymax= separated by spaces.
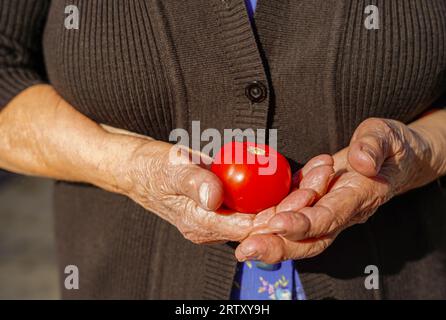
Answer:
xmin=2 ymin=85 xmax=445 ymax=264
xmin=119 ymin=136 xmax=334 ymax=245
xmin=122 ymin=140 xmax=252 ymax=244
xmin=0 ymin=85 xmax=335 ymax=247
xmin=235 ymin=117 xmax=445 ymax=263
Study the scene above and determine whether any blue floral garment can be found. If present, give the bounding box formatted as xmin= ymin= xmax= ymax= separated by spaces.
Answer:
xmin=231 ymin=261 xmax=306 ymax=300
xmin=230 ymin=0 xmax=307 ymax=301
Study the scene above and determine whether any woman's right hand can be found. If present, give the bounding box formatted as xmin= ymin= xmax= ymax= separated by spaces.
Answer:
xmin=118 ymin=138 xmax=258 ymax=244
xmin=0 ymin=85 xmax=254 ymax=245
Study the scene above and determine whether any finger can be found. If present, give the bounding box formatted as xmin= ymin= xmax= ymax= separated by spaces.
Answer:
xmin=299 ymin=164 xmax=335 ymax=197
xmin=252 ymin=206 xmax=277 ymax=228
xmin=266 ymin=211 xmax=311 ymax=241
xmin=276 ymin=188 xmax=316 ymax=213
xmin=235 ymin=233 xmax=335 ymax=263
xmin=235 ymin=234 xmax=286 ymax=263
xmin=171 ymin=164 xmax=224 ymax=211
xmin=298 ymin=193 xmax=357 ymax=238
xmin=259 ymin=176 xmax=364 ymax=241
xmin=261 ymin=165 xmax=333 ymax=240
xmin=264 ymin=174 xmax=365 ymax=241
xmin=332 ymin=147 xmax=349 ymax=173
xmin=192 ymin=206 xmax=255 ymax=241
xmin=300 ymin=154 xmax=334 ymax=177
xmin=177 ymin=204 xmax=255 ymax=244
xmin=292 ymin=180 xmax=367 ymax=239
xmin=293 ymin=154 xmax=334 ymax=187
xmin=251 ymin=159 xmax=334 ymax=238
xmin=249 ymin=189 xmax=315 ymax=234
xmin=348 ymin=118 xmax=397 ymax=177
xmin=165 ymin=145 xmax=224 ymax=210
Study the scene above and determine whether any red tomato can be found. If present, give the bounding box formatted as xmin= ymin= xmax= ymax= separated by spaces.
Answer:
xmin=211 ymin=141 xmax=291 ymax=214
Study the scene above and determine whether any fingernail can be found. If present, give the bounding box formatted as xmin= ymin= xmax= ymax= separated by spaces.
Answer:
xmin=199 ymin=183 xmax=210 ymax=208
xmin=361 ymin=145 xmax=377 ymax=166
xmin=252 ymin=228 xmax=285 ymax=236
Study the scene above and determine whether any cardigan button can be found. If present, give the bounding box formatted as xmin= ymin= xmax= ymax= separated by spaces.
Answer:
xmin=245 ymin=81 xmax=267 ymax=103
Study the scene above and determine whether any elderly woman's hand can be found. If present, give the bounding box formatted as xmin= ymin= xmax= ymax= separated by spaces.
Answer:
xmin=235 ymin=115 xmax=446 ymax=263
xmin=110 ymin=137 xmax=256 ymax=244
xmin=119 ymin=140 xmax=334 ymax=245
xmin=0 ymin=85 xmax=251 ymax=245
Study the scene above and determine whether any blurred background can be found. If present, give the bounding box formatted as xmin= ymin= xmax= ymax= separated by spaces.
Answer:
xmin=0 ymin=171 xmax=59 ymax=299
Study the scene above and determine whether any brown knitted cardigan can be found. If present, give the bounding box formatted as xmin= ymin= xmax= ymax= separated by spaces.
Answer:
xmin=1 ymin=0 xmax=446 ymax=299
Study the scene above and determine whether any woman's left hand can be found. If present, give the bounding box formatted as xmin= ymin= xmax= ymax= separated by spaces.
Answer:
xmin=236 ymin=117 xmax=442 ymax=263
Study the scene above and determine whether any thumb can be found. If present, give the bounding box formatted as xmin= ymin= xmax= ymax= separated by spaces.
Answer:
xmin=347 ymin=118 xmax=395 ymax=177
xmin=175 ymin=165 xmax=224 ymax=211
xmin=167 ymin=146 xmax=224 ymax=211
